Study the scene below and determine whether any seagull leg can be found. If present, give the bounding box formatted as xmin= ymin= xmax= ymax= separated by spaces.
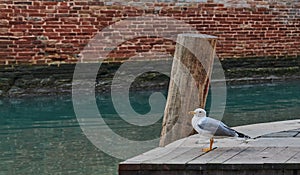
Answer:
xmin=210 ymin=138 xmax=214 ymax=150
xmin=202 ymin=138 xmax=214 ymax=152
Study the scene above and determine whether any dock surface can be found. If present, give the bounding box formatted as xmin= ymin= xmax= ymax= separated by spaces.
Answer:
xmin=119 ymin=120 xmax=300 ymax=175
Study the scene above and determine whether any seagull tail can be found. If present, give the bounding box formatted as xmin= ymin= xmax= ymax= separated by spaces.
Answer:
xmin=236 ymin=131 xmax=251 ymax=139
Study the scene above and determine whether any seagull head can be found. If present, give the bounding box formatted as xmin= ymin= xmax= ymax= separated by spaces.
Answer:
xmin=188 ymin=108 xmax=206 ymax=118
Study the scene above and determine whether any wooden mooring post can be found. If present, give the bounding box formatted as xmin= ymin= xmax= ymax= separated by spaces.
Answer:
xmin=159 ymin=34 xmax=217 ymax=146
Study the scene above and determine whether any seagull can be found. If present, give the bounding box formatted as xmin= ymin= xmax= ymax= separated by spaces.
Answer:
xmin=189 ymin=108 xmax=251 ymax=152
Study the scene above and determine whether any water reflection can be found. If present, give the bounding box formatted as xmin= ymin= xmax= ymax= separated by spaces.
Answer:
xmin=222 ymin=81 xmax=300 ymax=126
xmin=0 ymin=80 xmax=299 ymax=174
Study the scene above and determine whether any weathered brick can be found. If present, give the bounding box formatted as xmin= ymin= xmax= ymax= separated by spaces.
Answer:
xmin=0 ymin=0 xmax=298 ymax=64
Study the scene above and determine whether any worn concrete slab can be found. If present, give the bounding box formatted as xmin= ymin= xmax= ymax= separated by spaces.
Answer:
xmin=233 ymin=119 xmax=300 ymax=138
xmin=261 ymin=131 xmax=299 ymax=137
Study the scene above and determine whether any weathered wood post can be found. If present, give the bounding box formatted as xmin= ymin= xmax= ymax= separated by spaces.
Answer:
xmin=159 ymin=34 xmax=217 ymax=146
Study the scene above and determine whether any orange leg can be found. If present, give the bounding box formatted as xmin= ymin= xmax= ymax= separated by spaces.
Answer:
xmin=202 ymin=138 xmax=214 ymax=152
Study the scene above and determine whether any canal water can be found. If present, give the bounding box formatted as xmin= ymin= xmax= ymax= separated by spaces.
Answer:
xmin=0 ymin=80 xmax=299 ymax=175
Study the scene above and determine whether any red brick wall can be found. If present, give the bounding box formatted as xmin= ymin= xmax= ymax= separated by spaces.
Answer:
xmin=0 ymin=0 xmax=299 ymax=64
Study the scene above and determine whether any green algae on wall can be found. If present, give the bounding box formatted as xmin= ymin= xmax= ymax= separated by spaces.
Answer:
xmin=0 ymin=57 xmax=299 ymax=97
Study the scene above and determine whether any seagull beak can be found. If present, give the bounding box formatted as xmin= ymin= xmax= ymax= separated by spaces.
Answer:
xmin=188 ymin=111 xmax=196 ymax=115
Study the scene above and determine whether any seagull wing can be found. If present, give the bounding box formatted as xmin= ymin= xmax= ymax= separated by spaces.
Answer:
xmin=198 ymin=117 xmax=237 ymax=137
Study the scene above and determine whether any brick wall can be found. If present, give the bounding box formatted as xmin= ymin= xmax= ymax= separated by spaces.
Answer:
xmin=0 ymin=0 xmax=299 ymax=64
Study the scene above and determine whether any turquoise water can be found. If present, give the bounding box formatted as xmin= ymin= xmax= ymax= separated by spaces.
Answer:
xmin=0 ymin=80 xmax=299 ymax=175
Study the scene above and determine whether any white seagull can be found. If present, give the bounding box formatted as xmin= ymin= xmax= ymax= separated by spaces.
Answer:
xmin=189 ymin=108 xmax=251 ymax=152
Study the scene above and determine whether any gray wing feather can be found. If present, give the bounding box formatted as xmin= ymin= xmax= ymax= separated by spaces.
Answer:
xmin=198 ymin=117 xmax=237 ymax=137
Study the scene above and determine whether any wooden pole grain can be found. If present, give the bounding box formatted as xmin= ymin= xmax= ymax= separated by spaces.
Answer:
xmin=159 ymin=34 xmax=217 ymax=146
